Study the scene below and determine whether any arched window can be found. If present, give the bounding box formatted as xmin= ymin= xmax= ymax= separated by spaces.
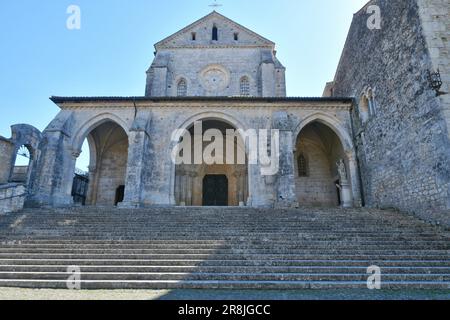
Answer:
xmin=297 ymin=153 xmax=308 ymax=177
xmin=212 ymin=25 xmax=218 ymax=41
xmin=240 ymin=77 xmax=250 ymax=96
xmin=177 ymin=78 xmax=187 ymax=97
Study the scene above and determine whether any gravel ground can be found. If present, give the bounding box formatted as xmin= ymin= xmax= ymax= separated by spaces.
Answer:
xmin=0 ymin=288 xmax=449 ymax=300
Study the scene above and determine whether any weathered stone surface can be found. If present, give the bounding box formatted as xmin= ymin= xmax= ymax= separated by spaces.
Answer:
xmin=330 ymin=0 xmax=450 ymax=225
xmin=7 ymin=6 xmax=449 ymax=227
xmin=28 ymin=98 xmax=357 ymax=209
xmin=0 ymin=184 xmax=26 ymax=214
xmin=146 ymin=12 xmax=286 ymax=98
xmin=0 ymin=138 xmax=14 ymax=184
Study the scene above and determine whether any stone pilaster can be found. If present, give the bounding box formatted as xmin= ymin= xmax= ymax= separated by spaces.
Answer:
xmin=26 ymin=111 xmax=75 ymax=207
xmin=272 ymin=111 xmax=297 ymax=208
xmin=121 ymin=111 xmax=152 ymax=208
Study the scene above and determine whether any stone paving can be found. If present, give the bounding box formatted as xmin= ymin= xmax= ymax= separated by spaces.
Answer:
xmin=0 ymin=287 xmax=449 ymax=300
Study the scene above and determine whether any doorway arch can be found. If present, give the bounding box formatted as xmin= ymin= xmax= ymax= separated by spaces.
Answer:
xmin=294 ymin=118 xmax=355 ymax=207
xmin=173 ymin=116 xmax=249 ymax=207
xmin=72 ymin=119 xmax=129 ymax=206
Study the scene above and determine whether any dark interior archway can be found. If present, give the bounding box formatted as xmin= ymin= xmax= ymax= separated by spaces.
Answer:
xmin=174 ymin=119 xmax=248 ymax=207
xmin=294 ymin=121 xmax=348 ymax=207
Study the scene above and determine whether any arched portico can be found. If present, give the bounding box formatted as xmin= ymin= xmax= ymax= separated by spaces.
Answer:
xmin=293 ymin=113 xmax=361 ymax=207
xmin=170 ymin=112 xmax=250 ymax=207
xmin=71 ymin=115 xmax=130 ymax=206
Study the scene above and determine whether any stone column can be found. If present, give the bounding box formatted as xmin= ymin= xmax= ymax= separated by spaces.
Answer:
xmin=234 ymin=167 xmax=248 ymax=206
xmin=273 ymin=111 xmax=297 ymax=208
xmin=179 ymin=170 xmax=186 ymax=206
xmin=85 ymin=165 xmax=97 ymax=205
xmin=174 ymin=170 xmax=181 ymax=205
xmin=347 ymin=154 xmax=362 ymax=207
xmin=121 ymin=111 xmax=152 ymax=208
xmin=188 ymin=170 xmax=197 ymax=206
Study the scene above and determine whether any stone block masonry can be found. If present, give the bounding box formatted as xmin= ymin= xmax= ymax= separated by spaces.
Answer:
xmin=331 ymin=0 xmax=450 ymax=225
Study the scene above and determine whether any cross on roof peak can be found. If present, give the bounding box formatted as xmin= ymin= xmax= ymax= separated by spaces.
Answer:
xmin=209 ymin=0 xmax=223 ymax=10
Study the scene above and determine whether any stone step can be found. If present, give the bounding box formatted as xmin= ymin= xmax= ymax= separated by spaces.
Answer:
xmin=1 ymin=258 xmax=448 ymax=267
xmin=1 ymin=265 xmax=449 ymax=274
xmin=5 ymin=217 xmax=443 ymax=224
xmin=1 ymin=272 xmax=449 ymax=282
xmin=0 ymin=231 xmax=447 ymax=242
xmin=2 ymin=239 xmax=448 ymax=246
xmin=0 ymin=243 xmax=448 ymax=251
xmin=0 ymin=253 xmax=447 ymax=261
xmin=0 ymin=206 xmax=448 ymax=290
xmin=1 ymin=244 xmax=447 ymax=252
xmin=0 ymin=279 xmax=448 ymax=290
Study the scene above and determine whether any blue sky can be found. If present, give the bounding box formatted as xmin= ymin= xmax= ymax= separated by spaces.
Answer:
xmin=0 ymin=0 xmax=368 ymax=169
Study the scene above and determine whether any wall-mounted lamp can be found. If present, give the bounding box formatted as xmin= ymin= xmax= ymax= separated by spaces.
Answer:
xmin=427 ymin=69 xmax=446 ymax=96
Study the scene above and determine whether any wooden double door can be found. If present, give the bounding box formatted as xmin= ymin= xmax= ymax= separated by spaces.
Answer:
xmin=202 ymin=175 xmax=228 ymax=206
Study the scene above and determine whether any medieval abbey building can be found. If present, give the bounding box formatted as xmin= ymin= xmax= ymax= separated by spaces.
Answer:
xmin=0 ymin=1 xmax=449 ymax=227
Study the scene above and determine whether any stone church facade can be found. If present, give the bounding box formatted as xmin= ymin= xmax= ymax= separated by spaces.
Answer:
xmin=0 ymin=2 xmax=449 ymax=226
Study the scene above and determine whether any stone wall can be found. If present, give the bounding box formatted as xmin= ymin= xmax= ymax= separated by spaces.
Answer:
xmin=331 ymin=0 xmax=450 ymax=225
xmin=0 ymin=138 xmax=14 ymax=184
xmin=146 ymin=12 xmax=286 ymax=98
xmin=0 ymin=184 xmax=26 ymax=214
xmin=10 ymin=166 xmax=29 ymax=183
xmin=147 ymin=48 xmax=285 ymax=98
xmin=417 ymin=0 xmax=450 ymax=138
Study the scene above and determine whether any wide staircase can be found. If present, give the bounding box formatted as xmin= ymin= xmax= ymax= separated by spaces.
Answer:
xmin=0 ymin=207 xmax=449 ymax=290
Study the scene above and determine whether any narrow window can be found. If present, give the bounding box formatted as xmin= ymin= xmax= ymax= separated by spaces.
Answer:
xmin=212 ymin=25 xmax=218 ymax=41
xmin=297 ymin=153 xmax=308 ymax=177
xmin=234 ymin=33 xmax=239 ymax=41
xmin=191 ymin=32 xmax=196 ymax=41
xmin=177 ymin=78 xmax=187 ymax=96
xmin=240 ymin=77 xmax=250 ymax=96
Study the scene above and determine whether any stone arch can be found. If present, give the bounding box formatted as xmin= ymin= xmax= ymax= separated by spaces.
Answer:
xmin=8 ymin=124 xmax=42 ymax=186
xmin=172 ymin=111 xmax=249 ymax=145
xmin=293 ymin=113 xmax=355 ymax=153
xmin=293 ymin=113 xmax=360 ymax=207
xmin=170 ymin=111 xmax=250 ymax=207
xmin=72 ymin=113 xmax=129 ymax=153
xmin=71 ymin=114 xmax=130 ymax=206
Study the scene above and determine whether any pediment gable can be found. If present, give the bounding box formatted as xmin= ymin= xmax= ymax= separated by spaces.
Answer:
xmin=155 ymin=11 xmax=275 ymax=50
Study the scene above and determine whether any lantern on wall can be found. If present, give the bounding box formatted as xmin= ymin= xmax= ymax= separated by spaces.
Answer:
xmin=427 ymin=69 xmax=445 ymax=96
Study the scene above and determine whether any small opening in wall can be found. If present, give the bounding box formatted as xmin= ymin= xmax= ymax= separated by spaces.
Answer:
xmin=191 ymin=32 xmax=196 ymax=41
xmin=234 ymin=33 xmax=239 ymax=41
xmin=10 ymin=145 xmax=31 ymax=184
xmin=212 ymin=25 xmax=218 ymax=41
